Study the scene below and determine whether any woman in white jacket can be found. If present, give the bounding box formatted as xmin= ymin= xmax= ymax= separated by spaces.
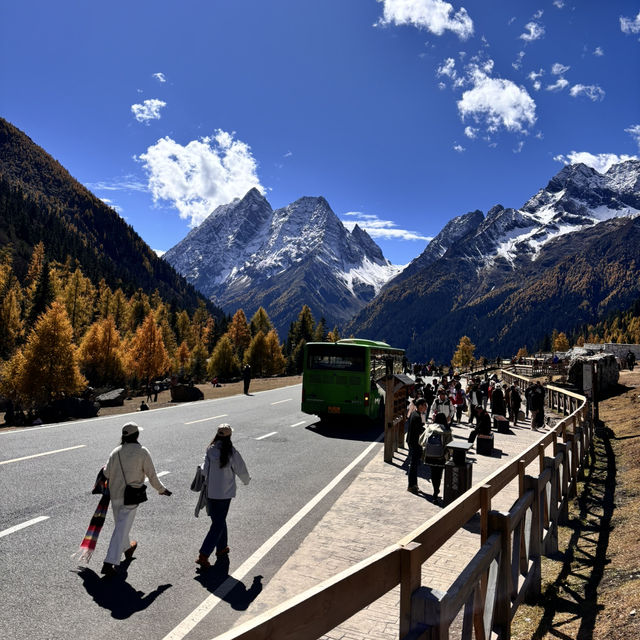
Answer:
xmin=196 ymin=424 xmax=251 ymax=569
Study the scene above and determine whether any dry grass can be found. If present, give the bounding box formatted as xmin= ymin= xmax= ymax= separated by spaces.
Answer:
xmin=511 ymin=370 xmax=640 ymax=640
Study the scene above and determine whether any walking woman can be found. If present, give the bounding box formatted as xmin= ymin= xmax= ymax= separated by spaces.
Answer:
xmin=102 ymin=422 xmax=172 ymax=577
xmin=196 ymin=424 xmax=251 ymax=569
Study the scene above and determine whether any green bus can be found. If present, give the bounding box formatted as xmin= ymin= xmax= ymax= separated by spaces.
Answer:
xmin=301 ymin=338 xmax=405 ymax=422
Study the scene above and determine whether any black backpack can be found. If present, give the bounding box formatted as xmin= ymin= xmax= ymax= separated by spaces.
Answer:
xmin=425 ymin=431 xmax=445 ymax=459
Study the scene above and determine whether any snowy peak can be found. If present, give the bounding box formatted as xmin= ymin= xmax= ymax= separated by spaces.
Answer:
xmin=164 ymin=189 xmax=400 ymax=335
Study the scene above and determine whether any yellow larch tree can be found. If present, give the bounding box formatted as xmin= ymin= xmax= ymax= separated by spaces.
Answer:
xmin=124 ymin=312 xmax=169 ymax=385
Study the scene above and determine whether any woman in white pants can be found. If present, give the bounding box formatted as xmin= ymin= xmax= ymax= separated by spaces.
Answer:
xmin=102 ymin=422 xmax=172 ymax=577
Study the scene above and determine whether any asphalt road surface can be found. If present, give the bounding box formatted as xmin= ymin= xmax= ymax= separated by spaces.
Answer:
xmin=0 ymin=384 xmax=383 ymax=640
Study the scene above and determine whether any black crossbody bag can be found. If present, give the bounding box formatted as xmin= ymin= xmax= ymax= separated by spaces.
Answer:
xmin=118 ymin=452 xmax=148 ymax=505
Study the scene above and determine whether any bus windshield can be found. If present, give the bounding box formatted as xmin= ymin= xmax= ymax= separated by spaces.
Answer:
xmin=306 ymin=344 xmax=365 ymax=372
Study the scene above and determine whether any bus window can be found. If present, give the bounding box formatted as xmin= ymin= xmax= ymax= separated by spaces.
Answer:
xmin=307 ymin=345 xmax=365 ymax=372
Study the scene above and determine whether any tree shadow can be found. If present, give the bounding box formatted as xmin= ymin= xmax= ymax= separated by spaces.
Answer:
xmin=75 ymin=561 xmax=171 ymax=619
xmin=530 ymin=419 xmax=616 ymax=639
xmin=194 ymin=556 xmax=263 ymax=611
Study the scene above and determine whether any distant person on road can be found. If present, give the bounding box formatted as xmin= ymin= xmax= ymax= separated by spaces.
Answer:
xmin=196 ymin=424 xmax=251 ymax=569
xmin=139 ymin=400 xmax=149 ymax=411
xmin=626 ymin=351 xmax=636 ymax=371
xmin=406 ymin=398 xmax=427 ymax=494
xmin=153 ymin=383 xmax=160 ymax=402
xmin=101 ymin=422 xmax=172 ymax=578
xmin=243 ymin=365 xmax=252 ymax=395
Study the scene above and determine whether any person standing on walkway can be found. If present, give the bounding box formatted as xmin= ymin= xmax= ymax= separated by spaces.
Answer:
xmin=491 ymin=383 xmax=506 ymax=418
xmin=422 ymin=414 xmax=453 ymax=503
xmin=509 ymin=384 xmax=522 ymax=426
xmin=101 ymin=422 xmax=172 ymax=577
xmin=432 ymin=388 xmax=454 ymax=427
xmin=196 ymin=424 xmax=251 ymax=569
xmin=529 ymin=382 xmax=545 ymax=430
xmin=243 ymin=364 xmax=252 ymax=395
xmin=406 ymin=398 xmax=427 ymax=494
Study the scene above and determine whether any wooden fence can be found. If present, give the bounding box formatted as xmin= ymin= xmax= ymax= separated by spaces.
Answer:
xmin=215 ymin=371 xmax=591 ymax=640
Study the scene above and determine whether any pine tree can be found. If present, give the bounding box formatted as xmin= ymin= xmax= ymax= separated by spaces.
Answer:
xmin=189 ymin=340 xmax=209 ymax=382
xmin=327 ymin=326 xmax=341 ymax=342
xmin=176 ymin=341 xmax=190 ymax=376
xmin=244 ymin=331 xmax=268 ymax=376
xmin=78 ymin=316 xmax=125 ymax=386
xmin=128 ymin=289 xmax=151 ymax=334
xmin=27 ymin=260 xmax=55 ymax=326
xmin=7 ymin=301 xmax=86 ymax=407
xmin=264 ymin=329 xmax=286 ymax=376
xmin=124 ymin=312 xmax=170 ymax=385
xmin=226 ymin=309 xmax=251 ymax=359
xmin=451 ymin=336 xmax=476 ymax=368
xmin=176 ymin=310 xmax=194 ymax=348
xmin=60 ymin=267 xmax=95 ymax=340
xmin=0 ymin=260 xmax=24 ymax=359
xmin=249 ymin=307 xmax=273 ymax=337
xmin=207 ymin=335 xmax=240 ymax=381
xmin=314 ymin=317 xmax=327 ymax=342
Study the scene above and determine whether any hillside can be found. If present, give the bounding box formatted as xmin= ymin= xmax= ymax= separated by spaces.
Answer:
xmin=0 ymin=118 xmax=216 ymax=314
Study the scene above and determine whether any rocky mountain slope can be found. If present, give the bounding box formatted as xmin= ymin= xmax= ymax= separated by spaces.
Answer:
xmin=164 ymin=189 xmax=401 ymax=336
xmin=349 ymin=160 xmax=640 ymax=360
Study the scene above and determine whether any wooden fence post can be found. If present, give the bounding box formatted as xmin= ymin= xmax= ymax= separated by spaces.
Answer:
xmin=488 ymin=511 xmax=512 ymax=640
xmin=523 ymin=476 xmax=542 ymax=602
xmin=400 ymin=542 xmax=423 ymax=639
xmin=544 ymin=456 xmax=559 ymax=555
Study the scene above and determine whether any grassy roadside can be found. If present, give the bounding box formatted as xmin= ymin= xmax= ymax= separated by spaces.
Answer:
xmin=511 ymin=370 xmax=640 ymax=639
xmin=0 ymin=375 xmax=302 ymax=430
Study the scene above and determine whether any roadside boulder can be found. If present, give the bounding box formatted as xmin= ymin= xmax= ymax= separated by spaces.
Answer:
xmin=170 ymin=384 xmax=204 ymax=403
xmin=95 ymin=388 xmax=126 ymax=407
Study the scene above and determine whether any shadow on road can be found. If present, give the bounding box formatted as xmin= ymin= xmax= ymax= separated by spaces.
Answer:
xmin=305 ymin=418 xmax=383 ymax=442
xmin=75 ymin=562 xmax=172 ymax=619
xmin=194 ymin=557 xmax=263 ymax=611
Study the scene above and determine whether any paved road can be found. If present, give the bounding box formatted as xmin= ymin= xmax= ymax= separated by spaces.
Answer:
xmin=0 ymin=385 xmax=382 ymax=640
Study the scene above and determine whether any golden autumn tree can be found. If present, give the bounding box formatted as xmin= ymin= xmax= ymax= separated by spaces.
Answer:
xmin=207 ymin=334 xmax=240 ymax=381
xmin=0 ymin=259 xmax=24 ymax=359
xmin=78 ymin=316 xmax=125 ymax=386
xmin=176 ymin=340 xmax=191 ymax=374
xmin=3 ymin=301 xmax=86 ymax=407
xmin=59 ymin=266 xmax=96 ymax=340
xmin=451 ymin=336 xmax=476 ymax=368
xmin=326 ymin=326 xmax=341 ymax=342
xmin=176 ymin=310 xmax=195 ymax=349
xmin=264 ymin=329 xmax=286 ymax=376
xmin=553 ymin=332 xmax=570 ymax=352
xmin=244 ymin=331 xmax=269 ymax=376
xmin=226 ymin=309 xmax=251 ymax=360
xmin=124 ymin=312 xmax=169 ymax=385
xmin=189 ymin=339 xmax=209 ymax=382
xmin=249 ymin=307 xmax=273 ymax=337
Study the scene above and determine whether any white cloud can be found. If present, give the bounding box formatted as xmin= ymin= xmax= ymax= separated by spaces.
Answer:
xmin=551 ymin=62 xmax=570 ymax=75
xmin=593 ymin=46 xmax=604 ymax=57
xmin=620 ymin=11 xmax=640 ymax=34
xmin=284 ymin=150 xmax=293 ymax=158
xmin=437 ymin=57 xmax=457 ymax=78
xmin=85 ymin=176 xmax=148 ymax=192
xmin=625 ymin=124 xmax=640 ymax=150
xmin=528 ymin=68 xmax=544 ymax=91
xmin=512 ymin=51 xmax=525 ymax=70
xmin=376 ymin=0 xmax=474 ymax=40
xmin=464 ymin=126 xmax=478 ymax=138
xmin=569 ymin=84 xmax=605 ymax=101
xmin=152 ymin=72 xmax=167 ymax=83
xmin=519 ymin=21 xmax=545 ymax=42
xmin=138 ymin=130 xmax=264 ymax=227
xmin=513 ymin=140 xmax=524 ymax=153
xmin=458 ymin=73 xmax=536 ymax=133
xmin=453 ymin=143 xmax=465 ymax=152
xmin=553 ymin=152 xmax=637 ymax=173
xmin=546 ymin=77 xmax=569 ymax=92
xmin=131 ymin=98 xmax=167 ymax=123
xmin=533 ymin=9 xmax=544 ymax=20
xmin=553 ymin=0 xmax=565 ymax=8
xmin=342 ymin=212 xmax=431 ymax=242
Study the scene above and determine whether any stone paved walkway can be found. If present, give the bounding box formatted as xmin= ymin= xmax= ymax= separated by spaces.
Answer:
xmin=230 ymin=415 xmax=559 ymax=640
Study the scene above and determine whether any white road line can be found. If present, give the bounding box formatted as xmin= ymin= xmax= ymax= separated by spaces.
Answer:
xmin=184 ymin=414 xmax=228 ymax=425
xmin=0 ymin=445 xmax=86 ymax=465
xmin=145 ymin=471 xmax=171 ymax=481
xmin=160 ymin=433 xmax=383 ymax=640
xmin=270 ymin=398 xmax=292 ymax=405
xmin=255 ymin=432 xmax=278 ymax=440
xmin=289 ymin=421 xmax=306 ymax=428
xmin=0 ymin=516 xmax=50 ymax=539
xmin=0 ymin=383 xmax=303 ymax=435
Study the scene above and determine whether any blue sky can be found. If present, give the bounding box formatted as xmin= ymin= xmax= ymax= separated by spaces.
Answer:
xmin=2 ymin=0 xmax=639 ymax=265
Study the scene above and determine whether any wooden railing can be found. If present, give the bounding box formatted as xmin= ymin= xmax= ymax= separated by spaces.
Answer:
xmin=216 ymin=372 xmax=591 ymax=640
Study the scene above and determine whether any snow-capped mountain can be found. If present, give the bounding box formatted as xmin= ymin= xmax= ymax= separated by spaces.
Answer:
xmin=164 ymin=188 xmax=401 ymax=335
xmin=349 ymin=160 xmax=640 ymax=360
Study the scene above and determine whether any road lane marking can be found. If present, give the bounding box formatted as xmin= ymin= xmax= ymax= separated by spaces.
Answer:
xmin=145 ymin=471 xmax=171 ymax=481
xmin=0 ymin=516 xmax=50 ymax=539
xmin=0 ymin=445 xmax=86 ymax=465
xmin=270 ymin=398 xmax=292 ymax=405
xmin=0 ymin=384 xmax=303 ymax=435
xmin=161 ymin=433 xmax=383 ymax=640
xmin=289 ymin=421 xmax=306 ymax=428
xmin=184 ymin=414 xmax=228 ymax=425
xmin=255 ymin=432 xmax=277 ymax=440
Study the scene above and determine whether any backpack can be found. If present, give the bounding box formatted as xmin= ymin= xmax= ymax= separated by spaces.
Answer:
xmin=425 ymin=431 xmax=445 ymax=459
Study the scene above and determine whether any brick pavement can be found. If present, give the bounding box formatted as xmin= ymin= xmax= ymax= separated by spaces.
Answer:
xmin=231 ymin=414 xmax=558 ymax=639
